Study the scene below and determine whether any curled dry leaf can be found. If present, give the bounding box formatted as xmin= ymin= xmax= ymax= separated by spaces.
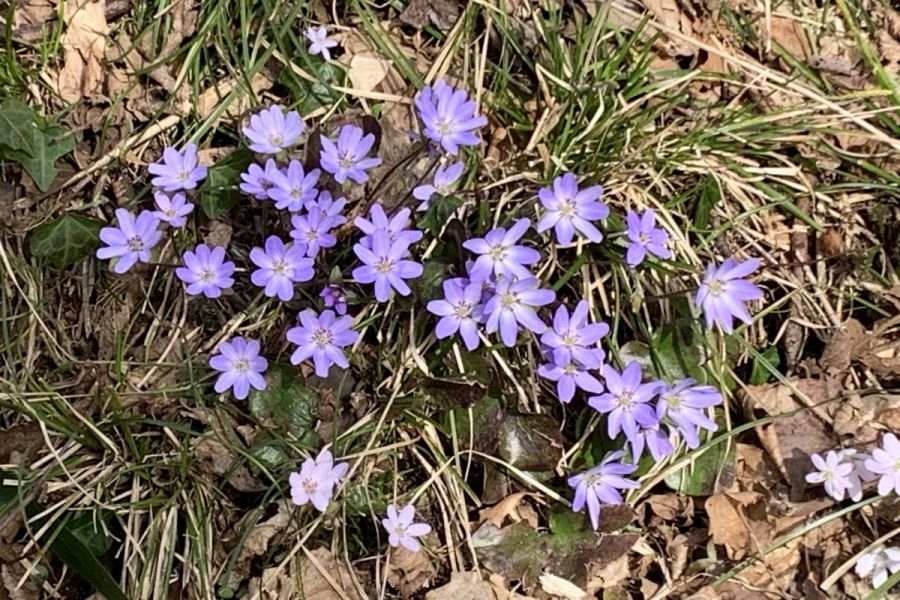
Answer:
xmin=55 ymin=0 xmax=109 ymax=102
xmin=190 ymin=434 xmax=265 ymax=493
xmin=225 ymin=500 xmax=293 ymax=589
xmin=297 ymin=548 xmax=365 ymax=600
xmin=387 ymin=545 xmax=437 ymax=597
xmin=540 ymin=573 xmax=588 ymax=599
xmin=478 ymin=493 xmax=539 ymax=529
xmin=425 ymin=571 xmax=494 ymax=600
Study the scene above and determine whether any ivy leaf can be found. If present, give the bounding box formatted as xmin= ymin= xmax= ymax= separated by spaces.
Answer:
xmin=0 ymin=98 xmax=37 ymax=154
xmin=200 ymin=148 xmax=253 ymax=219
xmin=29 ymin=214 xmax=103 ymax=268
xmin=5 ymin=125 xmax=75 ymax=191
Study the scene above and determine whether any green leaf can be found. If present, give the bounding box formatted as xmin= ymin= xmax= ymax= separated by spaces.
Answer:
xmin=0 ymin=98 xmax=37 ymax=153
xmin=5 ymin=125 xmax=75 ymax=191
xmin=695 ymin=175 xmax=720 ymax=230
xmin=29 ymin=214 xmax=103 ymax=268
xmin=279 ymin=62 xmax=345 ymax=114
xmin=247 ymin=364 xmax=319 ymax=446
xmin=50 ymin=519 xmax=127 ymax=600
xmin=749 ymin=346 xmax=780 ymax=385
xmin=199 ymin=148 xmax=254 ymax=219
xmin=65 ymin=512 xmax=113 ymax=557
xmin=419 ymin=194 xmax=464 ymax=236
xmin=664 ymin=412 xmax=736 ymax=495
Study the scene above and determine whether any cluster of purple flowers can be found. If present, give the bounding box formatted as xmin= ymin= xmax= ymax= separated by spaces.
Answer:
xmin=806 ymin=433 xmax=900 ymax=502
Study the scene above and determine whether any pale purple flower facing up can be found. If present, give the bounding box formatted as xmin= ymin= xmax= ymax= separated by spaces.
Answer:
xmin=354 ymin=205 xmax=423 ymax=252
xmin=249 ymin=236 xmax=314 ymax=301
xmin=320 ymin=284 xmax=348 ymax=315
xmin=243 ymin=105 xmax=306 ymax=155
xmin=483 ymin=277 xmax=555 ymax=347
xmin=805 ymin=450 xmax=857 ymax=502
xmin=382 ymin=504 xmax=432 ymax=552
xmin=540 ymin=300 xmax=608 ymax=369
xmin=289 ymin=449 xmax=349 ymax=512
xmin=320 ymin=124 xmax=382 ymax=184
xmin=426 ymin=278 xmax=484 ymax=351
xmin=630 ymin=420 xmax=674 ymax=462
xmin=568 ymin=451 xmax=639 ymax=530
xmin=656 ymin=379 xmax=721 ymax=449
xmin=306 ymin=26 xmax=338 ymax=60
xmin=208 ymin=336 xmax=268 ymax=400
xmin=413 ymin=161 xmax=465 ymax=211
xmin=856 ymin=546 xmax=900 ymax=588
xmin=287 ymin=309 xmax=358 ymax=377
xmin=352 ymin=230 xmax=423 ymax=302
xmin=694 ymin=257 xmax=764 ymax=334
xmin=148 ymin=143 xmax=207 ymax=192
xmin=536 ymin=173 xmax=609 ymax=245
xmin=269 ymin=160 xmax=321 ymax=212
xmin=625 ymin=209 xmax=671 ymax=267
xmin=415 ymin=80 xmax=488 ymax=155
xmin=290 ymin=206 xmax=342 ymax=257
xmin=588 ymin=362 xmax=663 ymax=443
xmin=96 ymin=209 xmax=163 ymax=274
xmin=838 ymin=448 xmax=879 ymax=502
xmin=538 ymin=360 xmax=604 ymax=404
xmin=152 ymin=191 xmax=194 ymax=227
xmin=305 ymin=190 xmax=347 ymax=223
xmin=175 ymin=244 xmax=236 ymax=298
xmin=240 ymin=159 xmax=282 ymax=201
xmin=462 ymin=218 xmax=541 ymax=282
xmin=865 ymin=433 xmax=900 ymax=496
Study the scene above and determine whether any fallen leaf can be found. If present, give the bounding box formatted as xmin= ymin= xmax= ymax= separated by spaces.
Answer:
xmin=586 ymin=552 xmax=629 ymax=591
xmin=478 ymin=493 xmax=539 ymax=529
xmin=191 ymin=434 xmax=265 ymax=493
xmin=54 ymin=0 xmax=109 ymax=102
xmin=346 ymin=53 xmax=392 ymax=93
xmin=705 ymin=492 xmax=768 ymax=560
xmin=203 ymin=220 xmax=233 ymax=248
xmin=643 ymin=0 xmax=695 ymax=57
xmin=399 ymin=0 xmax=461 ymax=31
xmin=297 ymin=548 xmax=365 ymax=600
xmin=540 ymin=573 xmax=587 ymax=599
xmin=769 ymin=16 xmax=810 ymax=59
xmin=425 ymin=571 xmax=494 ymax=600
xmin=644 ymin=494 xmax=692 ymax=522
xmin=388 ymin=545 xmax=437 ymax=596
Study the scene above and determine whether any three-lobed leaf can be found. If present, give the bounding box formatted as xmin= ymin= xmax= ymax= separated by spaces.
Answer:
xmin=29 ymin=214 xmax=103 ymax=268
xmin=5 ymin=125 xmax=76 ymax=191
xmin=0 ymin=98 xmax=37 ymax=154
xmin=200 ymin=148 xmax=254 ymax=219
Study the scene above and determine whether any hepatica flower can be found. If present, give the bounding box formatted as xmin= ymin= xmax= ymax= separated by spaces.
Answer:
xmin=239 ymin=159 xmax=281 ymax=200
xmin=152 ymin=191 xmax=194 ymax=227
xmin=289 ymin=449 xmax=349 ymax=512
xmin=306 ymin=26 xmax=338 ymax=60
xmin=97 ymin=209 xmax=163 ymax=274
xmin=865 ymin=433 xmax=900 ymax=496
xmin=320 ymin=284 xmax=348 ymax=315
xmin=630 ymin=421 xmax=674 ymax=462
xmin=352 ymin=230 xmax=423 ymax=302
xmin=568 ymin=451 xmax=639 ymax=530
xmin=695 ymin=257 xmax=764 ymax=333
xmin=426 ymin=278 xmax=484 ymax=351
xmin=355 ymin=205 xmax=422 ymax=251
xmin=657 ymin=379 xmax=721 ymax=449
xmin=856 ymin=546 xmax=900 ymax=588
xmin=269 ymin=160 xmax=321 ymax=212
xmin=588 ymin=362 xmax=662 ymax=442
xmin=625 ymin=209 xmax=671 ymax=267
xmin=320 ymin=124 xmax=382 ymax=184
xmin=463 ymin=218 xmax=540 ymax=282
xmin=243 ymin=105 xmax=305 ymax=155
xmin=290 ymin=206 xmax=341 ymax=257
xmin=208 ymin=336 xmax=268 ymax=400
xmin=806 ymin=450 xmax=857 ymax=502
xmin=306 ymin=190 xmax=347 ymax=223
xmin=148 ymin=143 xmax=208 ymax=192
xmin=536 ymin=173 xmax=608 ymax=245
xmin=176 ymin=244 xmax=236 ymax=298
xmin=541 ymin=300 xmax=608 ymax=369
xmin=483 ymin=277 xmax=555 ymax=347
xmin=538 ymin=360 xmax=604 ymax=404
xmin=287 ymin=309 xmax=358 ymax=377
xmin=415 ymin=79 xmax=488 ymax=155
xmin=383 ymin=504 xmax=432 ymax=552
xmin=413 ymin=161 xmax=464 ymax=211
xmin=249 ymin=236 xmax=314 ymax=301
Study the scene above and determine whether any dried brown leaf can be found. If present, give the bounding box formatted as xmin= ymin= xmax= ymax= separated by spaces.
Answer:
xmin=298 ymin=548 xmax=365 ymax=600
xmin=399 ymin=0 xmax=461 ymax=31
xmin=387 ymin=545 xmax=437 ymax=596
xmin=425 ymin=571 xmax=495 ymax=600
xmin=478 ymin=493 xmax=538 ymax=529
xmin=346 ymin=53 xmax=392 ymax=93
xmin=54 ymin=0 xmax=109 ymax=102
xmin=705 ymin=492 xmax=768 ymax=559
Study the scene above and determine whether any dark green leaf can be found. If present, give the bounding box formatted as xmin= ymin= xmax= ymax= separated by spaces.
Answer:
xmin=5 ymin=125 xmax=75 ymax=191
xmin=0 ymin=98 xmax=37 ymax=153
xmin=247 ymin=364 xmax=319 ymax=446
xmin=496 ymin=413 xmax=564 ymax=472
xmin=29 ymin=214 xmax=103 ymax=268
xmin=65 ymin=512 xmax=113 ymax=557
xmin=50 ymin=519 xmax=127 ymax=600
xmin=280 ymin=62 xmax=345 ymax=114
xmin=419 ymin=194 xmax=464 ymax=236
xmin=695 ymin=175 xmax=720 ymax=230
xmin=749 ymin=346 xmax=780 ymax=385
xmin=199 ymin=148 xmax=254 ymax=219
xmin=651 ymin=319 xmax=707 ymax=381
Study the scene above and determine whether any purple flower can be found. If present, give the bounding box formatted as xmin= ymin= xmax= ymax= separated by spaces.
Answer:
xmin=806 ymin=450 xmax=857 ymax=502
xmin=413 ymin=161 xmax=465 ymax=211
xmin=426 ymin=278 xmax=484 ymax=351
xmin=320 ymin=284 xmax=348 ymax=315
xmin=536 ymin=173 xmax=608 ymax=244
xmin=243 ymin=105 xmax=305 ymax=155
xmin=415 ymin=80 xmax=488 ymax=155
xmin=286 ymin=309 xmax=358 ymax=377
xmin=462 ymin=219 xmax=540 ymax=282
xmin=249 ymin=236 xmax=314 ymax=301
xmin=657 ymin=379 xmax=721 ymax=449
xmin=152 ymin=191 xmax=194 ymax=227
xmin=838 ymin=448 xmax=879 ymax=501
xmin=625 ymin=210 xmax=671 ymax=267
xmin=568 ymin=451 xmax=639 ymax=530
xmin=96 ymin=209 xmax=163 ymax=274
xmin=483 ymin=277 xmax=555 ymax=347
xmin=865 ymin=433 xmax=900 ymax=496
xmin=240 ymin=159 xmax=282 ymax=200
xmin=320 ymin=124 xmax=382 ymax=184
xmin=588 ymin=362 xmax=663 ymax=442
xmin=538 ymin=360 xmax=604 ymax=403
xmin=694 ymin=258 xmax=764 ymax=333
xmin=354 ymin=205 xmax=423 ymax=251
xmin=352 ymin=230 xmax=423 ymax=302
xmin=382 ymin=504 xmax=432 ymax=552
xmin=175 ymin=244 xmax=236 ymax=298
xmin=856 ymin=546 xmax=900 ymax=588
xmin=305 ymin=190 xmax=347 ymax=222
xmin=290 ymin=206 xmax=341 ymax=257
xmin=289 ymin=449 xmax=349 ymax=511
xmin=630 ymin=421 xmax=674 ymax=462
xmin=148 ymin=143 xmax=208 ymax=192
xmin=269 ymin=160 xmax=321 ymax=212
xmin=208 ymin=336 xmax=268 ymax=400
xmin=306 ymin=26 xmax=338 ymax=60
xmin=540 ymin=300 xmax=608 ymax=369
